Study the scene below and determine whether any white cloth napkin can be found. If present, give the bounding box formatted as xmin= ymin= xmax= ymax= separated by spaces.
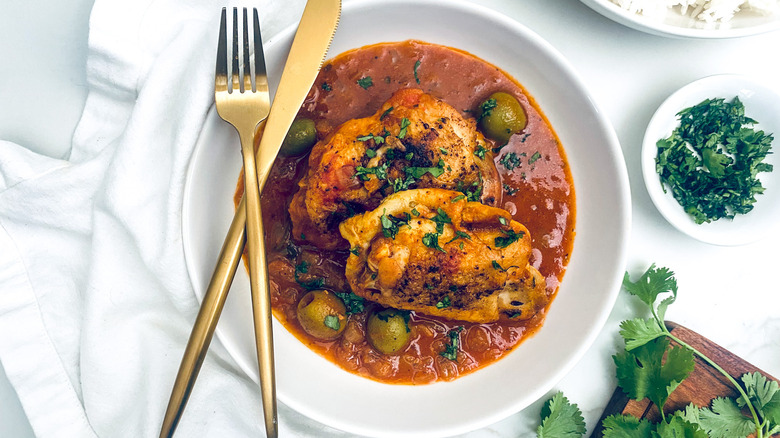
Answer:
xmin=0 ymin=0 xmax=349 ymax=436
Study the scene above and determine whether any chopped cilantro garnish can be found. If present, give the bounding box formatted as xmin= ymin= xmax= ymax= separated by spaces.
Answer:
xmin=451 ymin=194 xmax=466 ymax=202
xmin=411 ymin=208 xmax=420 ymax=217
xmin=431 ymin=208 xmax=451 ymax=233
xmin=656 ymin=96 xmax=774 ymax=224
xmin=406 ymin=165 xmax=445 ymax=179
xmin=380 ymin=106 xmax=394 ymax=120
xmin=494 ymin=229 xmax=524 ymax=248
xmin=294 ymin=261 xmax=325 ymax=290
xmin=399 ymin=117 xmax=411 ymax=139
xmin=335 ymin=291 xmax=365 ymax=315
xmin=422 ymin=232 xmax=446 ymax=253
xmin=357 ymin=76 xmax=373 ymax=89
xmin=355 ymin=161 xmax=389 ymax=181
xmin=478 ymin=98 xmax=497 ymax=121
xmin=365 ymin=148 xmax=377 ymax=158
xmin=413 ymin=60 xmax=421 ymax=84
xmin=440 ymin=326 xmax=463 ymax=361
xmin=500 ymin=152 xmax=522 ymax=171
xmin=380 ymin=209 xmax=410 ymax=239
xmin=436 ymin=296 xmax=451 ymax=309
xmin=529 ymin=151 xmax=542 ymax=165
xmin=503 ymin=183 xmax=519 ymax=196
xmin=391 ymin=174 xmax=416 ymax=192
xmin=323 ymin=315 xmax=340 ymax=331
xmin=349 ymin=247 xmax=360 ymax=256
xmin=321 ymin=82 xmax=332 ymax=91
xmin=445 ymin=230 xmax=470 ymax=244
xmin=474 ymin=144 xmax=487 ymax=159
xmin=439 ymin=147 xmax=449 ymax=155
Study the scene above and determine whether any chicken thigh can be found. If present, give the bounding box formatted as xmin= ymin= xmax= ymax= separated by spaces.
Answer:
xmin=289 ymin=88 xmax=501 ymax=249
xmin=339 ymin=188 xmax=547 ymax=323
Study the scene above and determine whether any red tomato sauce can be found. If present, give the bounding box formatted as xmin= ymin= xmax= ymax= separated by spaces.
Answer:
xmin=237 ymin=40 xmax=575 ymax=384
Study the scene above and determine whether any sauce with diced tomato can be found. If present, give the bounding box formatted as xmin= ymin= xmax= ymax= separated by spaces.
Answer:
xmin=237 ymin=40 xmax=575 ymax=384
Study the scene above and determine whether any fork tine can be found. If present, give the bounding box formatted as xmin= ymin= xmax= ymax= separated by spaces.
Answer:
xmin=242 ymin=8 xmax=252 ymax=92
xmin=215 ymin=8 xmax=228 ymax=92
xmin=253 ymin=9 xmax=267 ymax=93
xmin=231 ymin=7 xmax=240 ymax=92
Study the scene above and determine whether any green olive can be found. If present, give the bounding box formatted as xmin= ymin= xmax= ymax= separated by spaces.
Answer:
xmin=477 ymin=92 xmax=527 ymax=144
xmin=296 ymin=290 xmax=347 ymax=340
xmin=280 ymin=118 xmax=317 ymax=156
xmin=367 ymin=308 xmax=411 ymax=355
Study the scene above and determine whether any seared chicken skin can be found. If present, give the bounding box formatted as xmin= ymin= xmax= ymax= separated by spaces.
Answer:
xmin=339 ymin=188 xmax=547 ymax=323
xmin=289 ymin=88 xmax=500 ymax=249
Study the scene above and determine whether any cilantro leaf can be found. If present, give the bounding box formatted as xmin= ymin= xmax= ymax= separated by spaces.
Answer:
xmin=613 ymin=337 xmax=695 ymax=412
xmin=500 ymin=152 xmax=522 ymax=171
xmin=622 ymin=264 xmax=677 ymax=321
xmin=380 ymin=209 xmax=410 ymax=239
xmin=494 ymin=229 xmax=524 ymax=248
xmin=601 ymin=414 xmax=654 ymax=438
xmin=422 ymin=232 xmax=446 ymax=253
xmin=474 ymin=144 xmax=487 ymax=159
xmin=691 ymin=397 xmax=755 ymax=438
xmin=655 ymin=415 xmax=708 ymax=438
xmin=478 ymin=98 xmax=497 ymax=121
xmin=436 ymin=296 xmax=451 ymax=309
xmin=357 ymin=76 xmax=373 ymax=89
xmin=619 ymin=317 xmax=665 ymax=351
xmin=323 ymin=315 xmax=340 ymax=331
xmin=536 ymin=392 xmax=586 ymax=438
xmin=399 ymin=117 xmax=411 ymax=139
xmin=431 ymin=208 xmax=451 ymax=233
xmin=738 ymin=371 xmax=779 ymax=412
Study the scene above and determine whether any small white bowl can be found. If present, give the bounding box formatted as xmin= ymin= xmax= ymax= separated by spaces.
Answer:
xmin=580 ymin=0 xmax=780 ymax=39
xmin=642 ymin=74 xmax=780 ymax=246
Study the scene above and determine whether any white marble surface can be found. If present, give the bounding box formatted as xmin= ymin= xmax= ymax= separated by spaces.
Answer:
xmin=1 ymin=0 xmax=779 ymax=437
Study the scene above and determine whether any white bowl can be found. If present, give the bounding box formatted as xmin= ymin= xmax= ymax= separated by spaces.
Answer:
xmin=580 ymin=0 xmax=780 ymax=38
xmin=182 ymin=0 xmax=631 ymax=436
xmin=642 ymin=74 xmax=780 ymax=246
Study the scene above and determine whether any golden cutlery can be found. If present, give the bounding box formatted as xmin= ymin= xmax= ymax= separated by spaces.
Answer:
xmin=160 ymin=1 xmax=340 ymax=437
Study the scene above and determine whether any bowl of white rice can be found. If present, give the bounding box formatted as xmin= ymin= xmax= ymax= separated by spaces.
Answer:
xmin=580 ymin=0 xmax=780 ymax=38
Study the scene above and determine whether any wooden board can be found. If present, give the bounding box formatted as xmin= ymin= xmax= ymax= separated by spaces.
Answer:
xmin=590 ymin=321 xmax=778 ymax=437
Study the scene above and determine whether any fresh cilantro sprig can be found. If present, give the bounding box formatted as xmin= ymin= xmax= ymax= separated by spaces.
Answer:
xmin=609 ymin=264 xmax=780 ymax=437
xmin=533 ymin=265 xmax=780 ymax=438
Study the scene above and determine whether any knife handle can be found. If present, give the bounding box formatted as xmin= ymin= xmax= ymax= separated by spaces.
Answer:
xmin=159 ymin=195 xmax=247 ymax=438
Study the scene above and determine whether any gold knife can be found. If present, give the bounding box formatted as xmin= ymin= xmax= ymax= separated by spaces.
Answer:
xmin=249 ymin=1 xmax=340 ymax=437
xmin=160 ymin=1 xmax=341 ymax=437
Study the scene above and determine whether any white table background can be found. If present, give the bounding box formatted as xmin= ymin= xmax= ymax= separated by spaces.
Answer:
xmin=2 ymin=0 xmax=778 ymax=437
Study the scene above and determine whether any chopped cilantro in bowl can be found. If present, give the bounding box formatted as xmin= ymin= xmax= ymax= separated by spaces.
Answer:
xmin=641 ymin=74 xmax=780 ymax=246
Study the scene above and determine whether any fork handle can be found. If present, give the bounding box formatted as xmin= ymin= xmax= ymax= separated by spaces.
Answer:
xmin=239 ymin=129 xmax=278 ymax=438
xmin=159 ymin=195 xmax=247 ymax=438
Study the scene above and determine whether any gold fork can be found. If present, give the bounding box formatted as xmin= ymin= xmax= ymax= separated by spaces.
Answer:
xmin=158 ymin=7 xmax=274 ymax=438
xmin=213 ymin=7 xmax=278 ymax=438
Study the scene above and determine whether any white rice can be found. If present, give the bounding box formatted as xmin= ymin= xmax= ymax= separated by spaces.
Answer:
xmin=609 ymin=0 xmax=779 ymax=26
